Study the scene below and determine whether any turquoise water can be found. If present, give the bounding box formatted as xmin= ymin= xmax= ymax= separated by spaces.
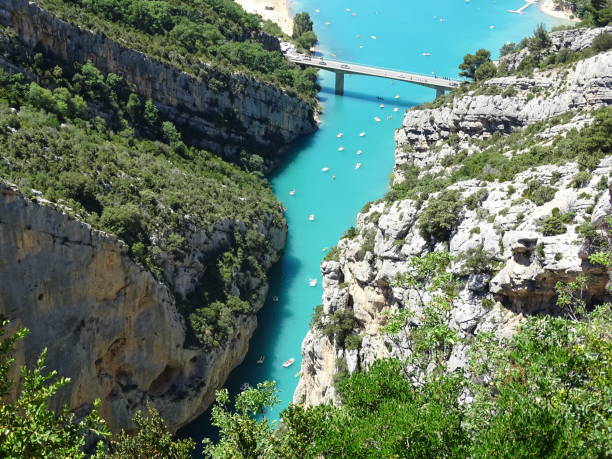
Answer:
xmin=182 ymin=0 xmax=562 ymax=444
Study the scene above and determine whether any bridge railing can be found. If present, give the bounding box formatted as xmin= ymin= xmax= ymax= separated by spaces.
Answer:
xmin=287 ymin=54 xmax=464 ymax=85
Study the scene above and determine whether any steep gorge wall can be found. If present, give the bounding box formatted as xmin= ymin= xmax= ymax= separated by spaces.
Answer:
xmin=295 ymin=34 xmax=612 ymax=406
xmin=0 ymin=181 xmax=285 ymax=433
xmin=0 ymin=0 xmax=317 ymax=164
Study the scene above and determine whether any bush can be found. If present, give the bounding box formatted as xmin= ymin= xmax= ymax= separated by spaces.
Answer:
xmin=522 ymin=180 xmax=557 ymax=205
xmin=570 ymin=170 xmax=591 ymax=188
xmin=592 ymin=32 xmax=612 ymax=52
xmin=537 ymin=208 xmax=575 ymax=236
xmin=458 ymin=246 xmax=501 ymax=275
xmin=418 ymin=190 xmax=464 ymax=241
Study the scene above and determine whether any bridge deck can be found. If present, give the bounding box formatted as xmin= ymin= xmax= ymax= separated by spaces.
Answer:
xmin=287 ymin=54 xmax=460 ymax=90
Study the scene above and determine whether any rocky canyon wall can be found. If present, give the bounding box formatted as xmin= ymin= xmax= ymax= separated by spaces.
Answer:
xmin=0 ymin=0 xmax=317 ymax=165
xmin=295 ymin=29 xmax=612 ymax=406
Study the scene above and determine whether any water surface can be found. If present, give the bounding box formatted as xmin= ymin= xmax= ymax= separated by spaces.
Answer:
xmin=181 ymin=0 xmax=563 ymax=444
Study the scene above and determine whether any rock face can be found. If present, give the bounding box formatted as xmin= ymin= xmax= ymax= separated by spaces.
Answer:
xmin=0 ymin=0 xmax=316 ymax=165
xmin=295 ymin=41 xmax=612 ymax=406
xmin=0 ymin=182 xmax=285 ymax=433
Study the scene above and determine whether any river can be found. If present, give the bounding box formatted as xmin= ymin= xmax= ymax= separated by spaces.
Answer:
xmin=181 ymin=0 xmax=563 ymax=446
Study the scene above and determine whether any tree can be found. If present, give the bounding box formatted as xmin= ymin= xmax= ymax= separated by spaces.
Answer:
xmin=474 ymin=60 xmax=497 ymax=81
xmin=202 ymin=381 xmax=278 ymax=458
xmin=0 ymin=323 xmax=109 ymax=458
xmin=292 ymin=12 xmax=313 ymax=39
xmin=458 ymin=49 xmax=493 ymax=80
xmin=296 ymin=30 xmax=317 ymax=50
xmin=109 ymin=403 xmax=194 ymax=458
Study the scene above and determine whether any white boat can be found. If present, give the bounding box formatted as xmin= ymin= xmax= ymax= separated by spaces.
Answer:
xmin=309 ymin=214 xmax=315 ymax=221
xmin=283 ymin=358 xmax=295 ymax=368
xmin=489 ymin=25 xmax=495 ymax=29
xmin=257 ymin=355 xmax=265 ymax=364
xmin=355 ymin=162 xmax=362 ymax=169
xmin=356 ymin=149 xmax=363 ymax=155
xmin=337 ymin=132 xmax=343 ymax=138
xmin=374 ymin=117 xmax=381 ymax=122
xmin=272 ymin=296 xmax=279 ymax=302
xmin=422 ymin=52 xmax=431 ymax=56
xmin=325 ymin=21 xmax=331 ymax=25
xmin=345 ymin=8 xmax=351 ymax=11
xmin=289 ymin=189 xmax=296 ymax=196
xmin=359 ymin=132 xmax=366 ymax=137
xmin=314 ymin=9 xmax=320 ymax=13
xmin=394 ymin=95 xmax=400 ymax=99
xmin=309 ymin=278 xmax=317 ymax=286
xmin=322 ymin=167 xmax=329 ymax=172
xmin=338 ymin=146 xmax=345 ymax=151
xmin=393 ymin=107 xmax=399 ymax=112
xmin=379 ymin=104 xmax=385 ymax=108
xmin=370 ymin=35 xmax=377 ymax=40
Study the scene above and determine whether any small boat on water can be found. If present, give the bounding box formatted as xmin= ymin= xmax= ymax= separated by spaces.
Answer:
xmin=355 ymin=162 xmax=362 ymax=169
xmin=337 ymin=132 xmax=343 ymax=138
xmin=257 ymin=355 xmax=265 ymax=364
xmin=374 ymin=117 xmax=381 ymax=122
xmin=289 ymin=189 xmax=296 ymax=196
xmin=332 ymin=175 xmax=337 ymax=180
xmin=322 ymin=167 xmax=329 ymax=172
xmin=283 ymin=358 xmax=295 ymax=368
xmin=338 ymin=146 xmax=345 ymax=151
xmin=309 ymin=214 xmax=315 ymax=221
xmin=393 ymin=107 xmax=399 ymax=112
xmin=359 ymin=132 xmax=366 ymax=137
xmin=309 ymin=278 xmax=317 ymax=286
xmin=422 ymin=52 xmax=431 ymax=56
xmin=379 ymin=104 xmax=385 ymax=108
xmin=370 ymin=35 xmax=377 ymax=40
xmin=272 ymin=296 xmax=279 ymax=302
xmin=394 ymin=95 xmax=400 ymax=99
xmin=314 ymin=8 xmax=320 ymax=13
xmin=356 ymin=149 xmax=363 ymax=155
xmin=240 ymin=383 xmax=250 ymax=391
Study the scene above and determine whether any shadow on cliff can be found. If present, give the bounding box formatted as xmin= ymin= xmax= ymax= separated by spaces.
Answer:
xmin=177 ymin=251 xmax=303 ymax=452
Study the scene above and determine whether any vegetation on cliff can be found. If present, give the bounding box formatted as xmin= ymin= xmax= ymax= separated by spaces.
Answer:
xmin=35 ymin=0 xmax=319 ymax=102
xmin=205 ymin=277 xmax=611 ymax=458
xmin=0 ymin=54 xmax=284 ymax=348
xmin=0 ymin=323 xmax=195 ymax=458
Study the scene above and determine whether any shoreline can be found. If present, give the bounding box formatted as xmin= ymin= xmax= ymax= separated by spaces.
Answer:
xmin=234 ymin=0 xmax=294 ymax=36
xmin=539 ymin=0 xmax=578 ymax=22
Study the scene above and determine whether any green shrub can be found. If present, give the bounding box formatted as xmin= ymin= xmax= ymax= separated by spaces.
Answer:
xmin=324 ymin=246 xmax=341 ymax=262
xmin=458 ymin=246 xmax=501 ymax=275
xmin=418 ymin=190 xmax=464 ymax=241
xmin=570 ymin=170 xmax=591 ymax=188
xmin=522 ymin=180 xmax=557 ymax=205
xmin=465 ymin=189 xmax=489 ymax=210
xmin=592 ymin=32 xmax=612 ymax=52
xmin=537 ymin=208 xmax=575 ymax=236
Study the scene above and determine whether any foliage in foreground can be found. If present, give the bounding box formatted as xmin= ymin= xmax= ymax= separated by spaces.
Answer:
xmin=0 ymin=323 xmax=194 ymax=458
xmin=206 ymin=250 xmax=612 ymax=458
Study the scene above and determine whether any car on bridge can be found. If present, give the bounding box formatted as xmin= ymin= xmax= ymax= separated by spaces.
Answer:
xmin=340 ymin=64 xmax=350 ymax=69
xmin=319 ymin=61 xmax=327 ymax=65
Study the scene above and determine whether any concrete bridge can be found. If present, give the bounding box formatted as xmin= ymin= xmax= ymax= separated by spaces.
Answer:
xmin=287 ymin=54 xmax=461 ymax=97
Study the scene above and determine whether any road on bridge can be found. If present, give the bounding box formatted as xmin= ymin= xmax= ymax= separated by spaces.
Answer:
xmin=287 ymin=54 xmax=461 ymax=91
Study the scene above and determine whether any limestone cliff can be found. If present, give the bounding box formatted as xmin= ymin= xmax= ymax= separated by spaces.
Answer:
xmin=0 ymin=179 xmax=285 ymax=433
xmin=0 ymin=0 xmax=316 ymax=166
xmin=295 ymin=29 xmax=612 ymax=406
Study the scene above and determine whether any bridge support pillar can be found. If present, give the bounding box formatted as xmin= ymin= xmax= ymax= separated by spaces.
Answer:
xmin=435 ymin=88 xmax=445 ymax=99
xmin=335 ymin=72 xmax=345 ymax=95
